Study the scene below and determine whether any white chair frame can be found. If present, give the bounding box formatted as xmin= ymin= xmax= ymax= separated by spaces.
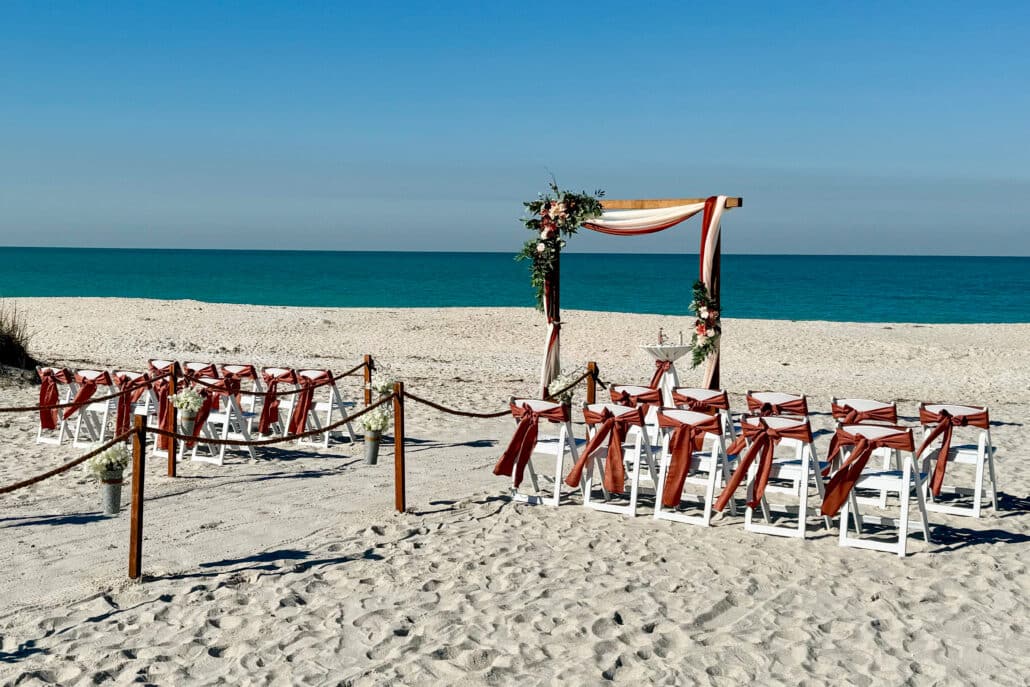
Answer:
xmin=70 ymin=371 xmax=116 ymax=448
xmin=35 ymin=368 xmax=78 ymax=446
xmin=505 ymin=398 xmax=583 ymax=507
xmin=653 ymin=409 xmax=735 ymax=527
xmin=919 ymin=404 xmax=998 ymax=518
xmin=835 ymin=425 xmax=933 ymax=558
xmin=190 ymin=379 xmax=258 ymax=465
xmin=580 ymin=403 xmax=658 ymax=517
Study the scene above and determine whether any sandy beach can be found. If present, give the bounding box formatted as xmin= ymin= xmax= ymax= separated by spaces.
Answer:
xmin=1 ymin=297 xmax=1028 ymax=685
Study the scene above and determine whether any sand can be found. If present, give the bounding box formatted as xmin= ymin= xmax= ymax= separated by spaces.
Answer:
xmin=0 ymin=297 xmax=1028 ymax=685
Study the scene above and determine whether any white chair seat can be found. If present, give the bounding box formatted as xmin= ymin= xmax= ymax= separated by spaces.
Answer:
xmin=532 ymin=435 xmax=587 ymax=457
xmin=855 ymin=470 xmax=929 ymax=490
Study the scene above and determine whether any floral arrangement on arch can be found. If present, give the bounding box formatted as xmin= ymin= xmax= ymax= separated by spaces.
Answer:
xmin=689 ymin=280 xmax=720 ymax=368
xmin=516 ymin=181 xmax=605 ymax=309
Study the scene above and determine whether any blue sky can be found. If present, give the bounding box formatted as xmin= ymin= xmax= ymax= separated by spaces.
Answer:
xmin=1 ymin=1 xmax=1028 ymax=254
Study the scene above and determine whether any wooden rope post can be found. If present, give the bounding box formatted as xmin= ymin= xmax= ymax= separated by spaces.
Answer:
xmin=392 ymin=382 xmax=406 ymax=513
xmin=128 ymin=414 xmax=147 ymax=581
xmin=586 ymin=361 xmax=597 ymax=405
xmin=363 ymin=354 xmax=373 ymax=407
xmin=167 ymin=364 xmax=178 ymax=477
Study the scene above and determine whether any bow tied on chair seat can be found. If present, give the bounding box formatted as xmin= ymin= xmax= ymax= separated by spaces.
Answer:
xmin=916 ymin=405 xmax=990 ymax=497
xmin=493 ymin=402 xmax=570 ymax=488
xmin=113 ymin=372 xmax=152 ymax=435
xmin=746 ymin=394 xmax=808 ymax=417
xmin=288 ymin=370 xmax=334 ymax=435
xmin=610 ymin=386 xmax=662 ymax=407
xmin=189 ymin=376 xmax=242 ymax=446
xmin=820 ymin=426 xmax=915 ymax=516
xmin=257 ymin=369 xmax=299 ymax=434
xmin=830 ymin=401 xmax=897 ymax=425
xmin=37 ymin=367 xmax=74 ymax=430
xmin=648 ymin=360 xmax=673 ymax=389
xmin=564 ymin=405 xmax=646 ymax=494
xmin=672 ymin=389 xmax=730 ymax=414
xmin=658 ymin=411 xmax=723 ymax=508
xmin=63 ymin=371 xmax=114 ymax=421
xmin=714 ymin=416 xmax=813 ymax=512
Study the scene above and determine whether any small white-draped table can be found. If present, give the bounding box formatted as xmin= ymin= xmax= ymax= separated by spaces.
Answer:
xmin=640 ymin=344 xmax=693 ymax=406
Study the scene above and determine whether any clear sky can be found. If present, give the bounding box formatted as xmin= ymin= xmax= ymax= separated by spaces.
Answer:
xmin=1 ymin=1 xmax=1028 ymax=255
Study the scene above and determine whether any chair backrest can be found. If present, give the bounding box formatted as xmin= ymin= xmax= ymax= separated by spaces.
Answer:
xmin=746 ymin=391 xmax=809 ymax=417
xmin=659 ymin=408 xmax=723 ymax=432
xmin=184 ymin=362 xmax=220 ymax=378
xmin=673 ymin=387 xmax=726 ymax=404
xmin=75 ymin=369 xmax=115 ymax=387
xmin=741 ymin=414 xmax=810 ymax=433
xmin=512 ymin=398 xmax=564 ymax=413
xmin=921 ymin=403 xmax=988 ymax=420
xmin=831 ymin=397 xmax=898 ymax=425
xmin=221 ymin=364 xmax=258 ymax=380
xmin=841 ymin=423 xmax=912 ymax=442
xmin=584 ymin=402 xmax=641 ymax=422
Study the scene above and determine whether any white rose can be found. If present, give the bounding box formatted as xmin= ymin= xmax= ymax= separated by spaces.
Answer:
xmin=699 ymin=307 xmax=708 ymax=318
xmin=536 ymin=242 xmax=546 ymax=253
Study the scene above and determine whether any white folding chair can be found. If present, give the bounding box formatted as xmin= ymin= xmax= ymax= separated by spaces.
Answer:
xmin=190 ymin=377 xmax=258 ymax=465
xmin=829 ymin=397 xmax=900 ymax=508
xmin=36 ymin=367 xmax=77 ymax=445
xmin=70 ymin=370 xmax=117 ymax=448
xmin=221 ymin=364 xmax=265 ymax=413
xmin=672 ymin=387 xmax=736 ymax=446
xmin=257 ymin=367 xmax=299 ymax=436
xmin=500 ymin=399 xmax=583 ymax=506
xmin=183 ymin=361 xmax=220 ymax=380
xmin=653 ymin=409 xmax=733 ymax=527
xmin=918 ymin=404 xmax=998 ymax=518
xmin=289 ymin=369 xmax=358 ymax=447
xmin=722 ymin=415 xmax=831 ymax=539
xmin=833 ymin=424 xmax=933 ymax=558
xmin=579 ymin=403 xmax=657 ymax=517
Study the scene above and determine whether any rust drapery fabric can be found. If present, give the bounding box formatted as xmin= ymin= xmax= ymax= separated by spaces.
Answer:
xmin=258 ymin=368 xmax=299 ymax=434
xmin=148 ymin=362 xmax=175 ymax=451
xmin=493 ymin=402 xmax=570 ymax=488
xmin=672 ymin=389 xmax=730 ymax=414
xmin=648 ymin=360 xmax=672 ymax=389
xmin=564 ymin=406 xmax=646 ymax=494
xmin=916 ymin=405 xmax=989 ymax=496
xmin=63 ymin=371 xmax=114 ymax=421
xmin=746 ymin=393 xmax=809 ymax=417
xmin=113 ymin=372 xmax=152 ymax=435
xmin=288 ymin=370 xmax=334 ymax=436
xmin=830 ymin=401 xmax=897 ymax=425
xmin=820 ymin=426 xmax=915 ymax=516
xmin=714 ymin=417 xmax=813 ymax=512
xmin=610 ymin=386 xmax=662 ymax=407
xmin=37 ymin=367 xmax=74 ymax=430
xmin=188 ymin=376 xmax=241 ymax=446
xmin=658 ymin=411 xmax=723 ymax=507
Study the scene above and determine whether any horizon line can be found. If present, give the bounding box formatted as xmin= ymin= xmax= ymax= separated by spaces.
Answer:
xmin=0 ymin=245 xmax=1028 ymax=259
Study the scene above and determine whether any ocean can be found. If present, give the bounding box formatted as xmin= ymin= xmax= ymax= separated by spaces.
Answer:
xmin=0 ymin=248 xmax=1027 ymax=323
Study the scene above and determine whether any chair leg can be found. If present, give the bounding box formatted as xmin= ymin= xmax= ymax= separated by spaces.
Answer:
xmin=912 ymin=469 xmax=932 ymax=544
xmin=897 ymin=475 xmax=911 ymax=558
xmin=986 ymin=448 xmax=999 ymax=511
xmin=797 ymin=450 xmax=810 ymax=538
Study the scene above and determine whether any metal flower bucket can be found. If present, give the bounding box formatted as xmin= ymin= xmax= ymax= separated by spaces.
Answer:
xmin=364 ymin=430 xmax=382 ymax=465
xmin=100 ymin=470 xmax=124 ymax=515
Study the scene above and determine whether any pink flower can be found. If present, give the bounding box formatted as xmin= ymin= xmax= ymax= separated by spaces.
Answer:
xmin=551 ymin=201 xmax=567 ymax=219
xmin=709 ymin=310 xmax=719 ymax=320
xmin=695 ymin=323 xmax=707 ymax=337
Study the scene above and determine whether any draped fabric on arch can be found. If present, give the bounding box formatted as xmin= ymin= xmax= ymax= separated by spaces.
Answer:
xmin=538 ymin=195 xmax=727 ymax=397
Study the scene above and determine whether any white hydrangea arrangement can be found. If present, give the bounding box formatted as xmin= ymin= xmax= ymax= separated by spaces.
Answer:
xmin=170 ymin=388 xmax=204 ymax=414
xmin=372 ymin=378 xmax=396 ymax=397
xmin=85 ymin=443 xmax=131 ymax=479
xmin=361 ymin=407 xmax=392 ymax=432
xmin=548 ymin=370 xmax=581 ymax=404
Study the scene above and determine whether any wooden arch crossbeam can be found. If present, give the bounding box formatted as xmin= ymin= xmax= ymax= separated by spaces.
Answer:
xmin=601 ymin=197 xmax=743 ymax=210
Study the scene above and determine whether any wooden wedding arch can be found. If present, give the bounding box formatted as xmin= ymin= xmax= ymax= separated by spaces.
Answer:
xmin=539 ymin=195 xmax=742 ymax=396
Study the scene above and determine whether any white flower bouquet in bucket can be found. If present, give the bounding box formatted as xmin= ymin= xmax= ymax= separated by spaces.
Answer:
xmin=170 ymin=388 xmax=204 ymax=435
xmin=85 ymin=443 xmax=131 ymax=515
xmin=547 ymin=369 xmax=581 ymax=405
xmin=361 ymin=407 xmax=392 ymax=465
xmin=372 ymin=378 xmax=396 ymax=398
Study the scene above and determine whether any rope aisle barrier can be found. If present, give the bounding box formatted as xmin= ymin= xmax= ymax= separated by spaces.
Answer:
xmin=185 ymin=359 xmax=372 ymax=397
xmin=143 ymin=394 xmax=395 ymax=447
xmin=0 ymin=430 xmax=135 ymax=495
xmin=0 ymin=370 xmax=172 ymax=414
xmin=401 ymin=369 xmax=593 ymax=419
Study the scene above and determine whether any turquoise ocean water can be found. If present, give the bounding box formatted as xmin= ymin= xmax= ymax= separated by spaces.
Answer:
xmin=0 ymin=248 xmax=1027 ymax=323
